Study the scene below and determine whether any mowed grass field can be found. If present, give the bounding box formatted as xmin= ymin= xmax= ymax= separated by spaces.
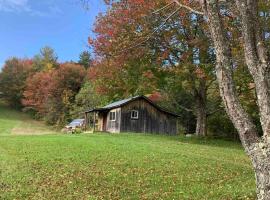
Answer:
xmin=0 ymin=103 xmax=256 ymax=199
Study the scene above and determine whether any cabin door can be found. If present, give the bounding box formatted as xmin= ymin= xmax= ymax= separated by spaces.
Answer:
xmin=103 ymin=115 xmax=107 ymax=131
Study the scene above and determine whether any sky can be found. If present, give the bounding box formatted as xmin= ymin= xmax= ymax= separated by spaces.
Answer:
xmin=0 ymin=0 xmax=107 ymax=68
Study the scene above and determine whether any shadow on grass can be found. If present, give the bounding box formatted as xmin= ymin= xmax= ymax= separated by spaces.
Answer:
xmin=0 ymin=104 xmax=26 ymax=121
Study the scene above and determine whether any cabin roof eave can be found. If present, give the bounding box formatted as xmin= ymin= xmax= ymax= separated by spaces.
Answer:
xmin=85 ymin=95 xmax=180 ymax=118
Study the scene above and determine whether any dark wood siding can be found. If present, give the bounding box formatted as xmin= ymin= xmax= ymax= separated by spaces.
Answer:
xmin=120 ymin=99 xmax=177 ymax=134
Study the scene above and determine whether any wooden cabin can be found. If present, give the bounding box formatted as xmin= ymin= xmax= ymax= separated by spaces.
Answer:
xmin=85 ymin=96 xmax=179 ymax=135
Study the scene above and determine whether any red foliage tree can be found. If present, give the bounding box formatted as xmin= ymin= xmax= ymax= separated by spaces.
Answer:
xmin=22 ymin=71 xmax=53 ymax=116
xmin=23 ymin=63 xmax=86 ymax=125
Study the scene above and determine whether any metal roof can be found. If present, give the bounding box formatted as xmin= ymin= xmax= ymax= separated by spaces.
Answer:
xmin=102 ymin=96 xmax=139 ymax=109
xmin=71 ymin=119 xmax=85 ymax=122
xmin=85 ymin=95 xmax=180 ymax=117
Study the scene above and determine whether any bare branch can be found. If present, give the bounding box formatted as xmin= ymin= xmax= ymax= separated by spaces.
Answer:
xmin=173 ymin=0 xmax=204 ymax=15
xmin=179 ymin=104 xmax=194 ymax=112
xmin=115 ymin=6 xmax=182 ymax=55
xmin=150 ymin=7 xmax=182 ymax=38
xmin=152 ymin=2 xmax=175 ymax=14
xmin=206 ymin=107 xmax=223 ymax=117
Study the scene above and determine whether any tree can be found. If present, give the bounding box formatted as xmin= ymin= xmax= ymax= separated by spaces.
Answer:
xmin=44 ymin=63 xmax=86 ymax=125
xmin=0 ymin=58 xmax=33 ymax=108
xmin=22 ymin=71 xmax=53 ymax=117
xmin=78 ymin=51 xmax=92 ymax=69
xmin=87 ymin=56 xmax=163 ymax=101
xmin=192 ymin=0 xmax=270 ymax=199
xmin=159 ymin=78 xmax=197 ymax=133
xmin=72 ymin=81 xmax=109 ymax=117
xmin=23 ymin=63 xmax=86 ymax=126
xmin=33 ymin=46 xmax=58 ymax=71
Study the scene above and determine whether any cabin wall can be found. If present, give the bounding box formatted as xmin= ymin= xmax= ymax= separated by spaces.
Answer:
xmin=120 ymin=99 xmax=177 ymax=135
xmin=106 ymin=108 xmax=121 ymax=133
xmin=97 ymin=113 xmax=103 ymax=131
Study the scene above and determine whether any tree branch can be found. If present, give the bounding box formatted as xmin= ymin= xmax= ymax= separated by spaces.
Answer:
xmin=152 ymin=2 xmax=175 ymax=14
xmin=108 ymin=1 xmax=204 ymax=56
xmin=179 ymin=104 xmax=194 ymax=112
xmin=172 ymin=0 xmax=204 ymax=15
xmin=206 ymin=106 xmax=223 ymax=117
xmin=115 ymin=6 xmax=182 ymax=55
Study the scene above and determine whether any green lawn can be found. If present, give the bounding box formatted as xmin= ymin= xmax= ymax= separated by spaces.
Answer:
xmin=0 ymin=104 xmax=256 ymax=199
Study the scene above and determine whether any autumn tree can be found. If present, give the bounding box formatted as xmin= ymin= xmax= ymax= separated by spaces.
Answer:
xmin=23 ymin=63 xmax=85 ymax=125
xmin=0 ymin=58 xmax=33 ymax=108
xmin=43 ymin=63 xmax=86 ymax=125
xmin=22 ymin=71 xmax=53 ymax=117
xmin=202 ymin=0 xmax=270 ymax=198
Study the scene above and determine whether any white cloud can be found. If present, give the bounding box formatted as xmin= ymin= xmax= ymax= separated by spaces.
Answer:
xmin=0 ymin=0 xmax=30 ymax=12
xmin=0 ymin=0 xmax=62 ymax=16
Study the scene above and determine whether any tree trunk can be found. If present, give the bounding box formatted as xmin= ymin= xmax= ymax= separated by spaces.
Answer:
xmin=254 ymin=160 xmax=270 ymax=200
xmin=195 ymin=79 xmax=207 ymax=136
xmin=235 ymin=0 xmax=270 ymax=136
xmin=195 ymin=105 xmax=207 ymax=136
xmin=249 ymin=146 xmax=270 ymax=200
xmin=232 ymin=2 xmax=270 ymax=197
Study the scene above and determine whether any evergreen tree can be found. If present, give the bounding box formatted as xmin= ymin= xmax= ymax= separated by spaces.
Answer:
xmin=78 ymin=51 xmax=92 ymax=69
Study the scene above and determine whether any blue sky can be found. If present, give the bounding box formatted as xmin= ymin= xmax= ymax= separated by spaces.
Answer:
xmin=0 ymin=0 xmax=107 ymax=68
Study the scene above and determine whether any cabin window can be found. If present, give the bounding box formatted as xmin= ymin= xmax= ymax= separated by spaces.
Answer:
xmin=109 ymin=111 xmax=116 ymax=121
xmin=131 ymin=110 xmax=139 ymax=119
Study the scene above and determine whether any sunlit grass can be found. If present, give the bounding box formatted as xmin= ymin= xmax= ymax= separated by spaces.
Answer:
xmin=0 ymin=104 xmax=256 ymax=199
xmin=0 ymin=103 xmax=57 ymax=136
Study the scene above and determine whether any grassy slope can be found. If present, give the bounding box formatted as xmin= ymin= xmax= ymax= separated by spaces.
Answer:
xmin=0 ymin=105 xmax=256 ymax=200
xmin=0 ymin=103 xmax=57 ymax=136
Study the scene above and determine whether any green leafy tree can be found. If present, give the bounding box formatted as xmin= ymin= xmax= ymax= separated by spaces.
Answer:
xmin=78 ymin=51 xmax=92 ymax=69
xmin=33 ymin=46 xmax=58 ymax=71
xmin=72 ymin=81 xmax=109 ymax=117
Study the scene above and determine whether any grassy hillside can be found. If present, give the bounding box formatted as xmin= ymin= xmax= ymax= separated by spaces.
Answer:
xmin=0 ymin=103 xmax=57 ymax=136
xmin=0 ymin=104 xmax=256 ymax=199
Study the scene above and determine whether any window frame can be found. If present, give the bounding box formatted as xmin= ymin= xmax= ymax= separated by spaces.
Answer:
xmin=109 ymin=111 xmax=116 ymax=121
xmin=131 ymin=110 xmax=139 ymax=120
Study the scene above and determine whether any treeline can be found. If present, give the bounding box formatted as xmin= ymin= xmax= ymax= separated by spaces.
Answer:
xmin=0 ymin=0 xmax=262 ymax=138
xmin=0 ymin=45 xmax=254 ymax=138
xmin=0 ymin=47 xmax=89 ymax=126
